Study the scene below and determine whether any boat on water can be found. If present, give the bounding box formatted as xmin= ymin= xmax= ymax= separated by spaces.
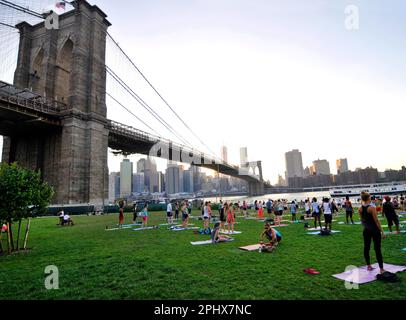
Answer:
xmin=330 ymin=182 xmax=406 ymax=198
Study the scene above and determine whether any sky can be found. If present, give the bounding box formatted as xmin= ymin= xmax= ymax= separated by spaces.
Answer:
xmin=0 ymin=0 xmax=405 ymax=184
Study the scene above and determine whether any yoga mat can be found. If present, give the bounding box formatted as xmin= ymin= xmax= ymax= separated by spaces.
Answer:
xmin=191 ymin=238 xmax=234 ymax=246
xmin=132 ymin=227 xmax=157 ymax=231
xmin=384 ymin=230 xmax=406 ymax=235
xmin=307 ymin=226 xmax=341 ymax=231
xmin=219 ymin=230 xmax=242 ymax=235
xmin=239 ymin=244 xmax=261 ymax=251
xmin=105 ymin=226 xmax=133 ymax=231
xmin=402 ymin=248 xmax=406 ymax=251
xmin=105 ymin=222 xmax=143 ymax=230
xmin=332 ymin=263 xmax=406 ymax=284
xmin=307 ymin=230 xmax=341 ymax=235
xmin=170 ymin=227 xmax=199 ymax=231
xmin=267 ymin=224 xmax=289 ymax=227
xmin=398 ymin=212 xmax=406 ymax=215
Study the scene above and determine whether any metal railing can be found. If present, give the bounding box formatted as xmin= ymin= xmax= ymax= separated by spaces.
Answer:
xmin=0 ymin=88 xmax=67 ymax=115
xmin=108 ymin=120 xmax=233 ymax=168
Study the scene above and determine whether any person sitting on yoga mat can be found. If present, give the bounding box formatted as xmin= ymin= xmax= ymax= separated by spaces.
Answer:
xmin=358 ymin=192 xmax=385 ymax=274
xmin=259 ymin=222 xmax=282 ymax=252
xmin=211 ymin=222 xmax=232 ymax=243
xmin=383 ymin=196 xmax=400 ymax=234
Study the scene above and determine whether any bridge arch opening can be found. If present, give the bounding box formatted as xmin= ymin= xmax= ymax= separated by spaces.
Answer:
xmin=30 ymin=48 xmax=45 ymax=95
xmin=55 ymin=38 xmax=73 ymax=103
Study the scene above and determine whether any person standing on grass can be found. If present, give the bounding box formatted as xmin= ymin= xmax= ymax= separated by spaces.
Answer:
xmin=174 ymin=202 xmax=179 ymax=220
xmin=181 ymin=201 xmax=189 ymax=228
xmin=311 ymin=197 xmax=322 ymax=229
xmin=203 ymin=201 xmax=210 ymax=230
xmin=141 ymin=203 xmax=149 ymax=228
xmin=166 ymin=201 xmax=173 ymax=225
xmin=266 ymin=199 xmax=273 ymax=218
xmin=188 ymin=201 xmax=192 ymax=216
xmin=257 ymin=201 xmax=264 ymax=218
xmin=218 ymin=200 xmax=223 ymax=218
xmin=304 ymin=199 xmax=311 ymax=218
xmin=227 ymin=202 xmax=235 ymax=234
xmin=290 ymin=201 xmax=297 ymax=222
xmin=344 ymin=196 xmax=354 ymax=224
xmin=375 ymin=197 xmax=382 ymax=216
xmin=118 ymin=200 xmax=125 ymax=228
xmin=382 ymin=196 xmax=400 ymax=234
xmin=242 ymin=200 xmax=248 ymax=217
xmin=322 ymin=197 xmax=333 ymax=231
xmin=132 ymin=202 xmax=138 ymax=224
xmin=359 ymin=192 xmax=385 ymax=274
xmin=331 ymin=199 xmax=339 ymax=217
xmin=208 ymin=201 xmax=213 ymax=222
xmin=273 ymin=200 xmax=283 ymax=226
xmin=219 ymin=200 xmax=226 ymax=231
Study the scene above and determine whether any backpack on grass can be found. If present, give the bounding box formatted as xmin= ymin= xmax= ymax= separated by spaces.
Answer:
xmin=319 ymin=228 xmax=331 ymax=236
xmin=376 ymin=271 xmax=400 ymax=283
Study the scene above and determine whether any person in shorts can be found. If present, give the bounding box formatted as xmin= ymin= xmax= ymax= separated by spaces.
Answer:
xmin=383 ymin=196 xmax=400 ymax=234
xmin=166 ymin=201 xmax=173 ymax=225
xmin=181 ymin=201 xmax=189 ymax=228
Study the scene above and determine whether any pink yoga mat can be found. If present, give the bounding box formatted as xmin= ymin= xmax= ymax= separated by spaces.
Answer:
xmin=332 ymin=263 xmax=406 ymax=284
xmin=239 ymin=244 xmax=261 ymax=251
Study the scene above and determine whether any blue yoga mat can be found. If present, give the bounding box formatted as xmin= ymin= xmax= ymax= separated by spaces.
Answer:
xmin=402 ymin=248 xmax=406 ymax=251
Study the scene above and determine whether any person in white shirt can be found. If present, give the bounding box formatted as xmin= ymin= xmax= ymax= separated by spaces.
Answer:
xmin=62 ymin=213 xmax=74 ymax=226
xmin=311 ymin=197 xmax=322 ymax=230
xmin=322 ymin=197 xmax=333 ymax=231
xmin=203 ymin=201 xmax=210 ymax=230
xmin=166 ymin=202 xmax=173 ymax=224
xmin=304 ymin=199 xmax=311 ymax=218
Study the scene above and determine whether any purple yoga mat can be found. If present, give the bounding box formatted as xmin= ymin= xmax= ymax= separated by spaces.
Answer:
xmin=332 ymin=263 xmax=406 ymax=284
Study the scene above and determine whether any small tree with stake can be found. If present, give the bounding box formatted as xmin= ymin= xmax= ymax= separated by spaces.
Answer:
xmin=0 ymin=163 xmax=54 ymax=255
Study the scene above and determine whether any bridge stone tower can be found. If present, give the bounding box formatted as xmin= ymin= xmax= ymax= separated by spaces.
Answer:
xmin=1 ymin=0 xmax=110 ymax=206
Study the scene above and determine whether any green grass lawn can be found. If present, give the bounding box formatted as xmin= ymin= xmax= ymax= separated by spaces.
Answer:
xmin=1 ymin=209 xmax=406 ymax=300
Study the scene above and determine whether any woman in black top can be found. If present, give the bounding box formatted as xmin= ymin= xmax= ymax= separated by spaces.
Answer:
xmin=358 ymin=192 xmax=385 ymax=273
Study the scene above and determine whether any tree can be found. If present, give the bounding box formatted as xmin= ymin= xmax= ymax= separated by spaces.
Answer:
xmin=0 ymin=163 xmax=54 ymax=254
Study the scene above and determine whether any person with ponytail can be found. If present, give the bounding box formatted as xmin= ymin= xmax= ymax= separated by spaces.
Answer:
xmin=358 ymin=192 xmax=385 ymax=273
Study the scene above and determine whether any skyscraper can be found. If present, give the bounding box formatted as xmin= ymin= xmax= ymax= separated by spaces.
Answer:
xmin=285 ymin=149 xmax=304 ymax=178
xmin=120 ymin=158 xmax=133 ymax=198
xmin=221 ymin=145 xmax=228 ymax=163
xmin=336 ymin=158 xmax=349 ymax=174
xmin=108 ymin=172 xmax=119 ymax=202
xmin=165 ymin=162 xmax=181 ymax=195
xmin=191 ymin=165 xmax=201 ymax=192
xmin=183 ymin=169 xmax=194 ymax=193
xmin=137 ymin=157 xmax=158 ymax=193
xmin=240 ymin=147 xmax=248 ymax=166
xmin=312 ymin=159 xmax=331 ymax=175
xmin=132 ymin=172 xmax=145 ymax=193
